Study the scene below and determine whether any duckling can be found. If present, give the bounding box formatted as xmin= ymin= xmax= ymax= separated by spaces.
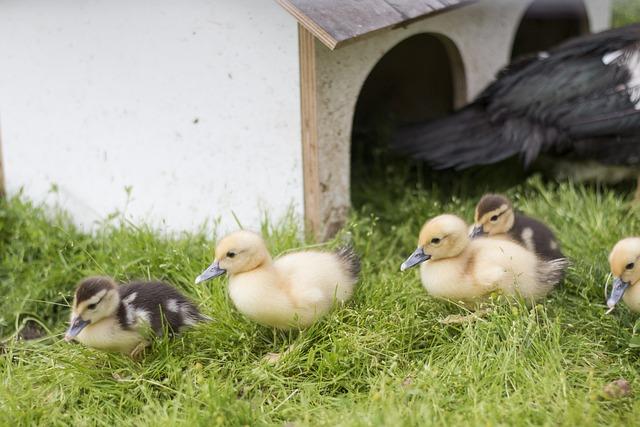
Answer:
xmin=195 ymin=230 xmax=359 ymax=329
xmin=400 ymin=214 xmax=566 ymax=305
xmin=470 ymin=193 xmax=564 ymax=261
xmin=606 ymin=238 xmax=640 ymax=313
xmin=64 ymin=276 xmax=206 ymax=357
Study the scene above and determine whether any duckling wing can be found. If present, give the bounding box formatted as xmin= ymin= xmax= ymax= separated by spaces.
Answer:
xmin=472 ymin=265 xmax=506 ymax=293
xmin=472 ymin=239 xmax=542 ymax=299
xmin=511 ymin=214 xmax=564 ymax=261
xmin=275 ymin=252 xmax=356 ymax=309
xmin=118 ymin=282 xmax=204 ymax=336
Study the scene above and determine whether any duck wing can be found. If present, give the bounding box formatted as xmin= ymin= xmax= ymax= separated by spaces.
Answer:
xmin=393 ymin=24 xmax=640 ymax=169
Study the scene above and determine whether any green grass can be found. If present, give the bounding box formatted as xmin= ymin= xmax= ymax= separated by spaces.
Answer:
xmin=613 ymin=0 xmax=640 ymax=27
xmin=2 ymin=175 xmax=640 ymax=426
xmin=3 ymin=3 xmax=640 ymax=425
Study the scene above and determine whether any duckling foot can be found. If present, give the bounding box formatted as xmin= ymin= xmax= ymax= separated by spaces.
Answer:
xmin=263 ymin=345 xmax=294 ymax=364
xmin=129 ymin=341 xmax=149 ymax=360
xmin=440 ymin=308 xmax=491 ymax=325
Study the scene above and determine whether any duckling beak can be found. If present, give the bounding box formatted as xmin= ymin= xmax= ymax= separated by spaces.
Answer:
xmin=606 ymin=277 xmax=629 ymax=313
xmin=400 ymin=247 xmax=431 ymax=271
xmin=470 ymin=225 xmax=485 ymax=239
xmin=195 ymin=261 xmax=226 ymax=284
xmin=64 ymin=316 xmax=90 ymax=341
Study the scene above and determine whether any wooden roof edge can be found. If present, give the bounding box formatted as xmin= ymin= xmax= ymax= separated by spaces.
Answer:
xmin=277 ymin=0 xmax=476 ymax=51
xmin=276 ymin=0 xmax=339 ymax=50
xmin=331 ymin=1 xmax=475 ymax=50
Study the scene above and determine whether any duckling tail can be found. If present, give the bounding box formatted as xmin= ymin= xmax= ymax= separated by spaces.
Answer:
xmin=335 ymin=245 xmax=361 ymax=282
xmin=182 ymin=303 xmax=212 ymax=326
xmin=537 ymin=257 xmax=569 ymax=290
xmin=198 ymin=313 xmax=214 ymax=323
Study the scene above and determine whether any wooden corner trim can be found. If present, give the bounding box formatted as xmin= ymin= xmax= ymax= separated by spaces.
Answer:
xmin=298 ymin=24 xmax=322 ymax=239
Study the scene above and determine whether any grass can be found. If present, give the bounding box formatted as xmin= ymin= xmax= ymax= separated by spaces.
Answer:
xmin=2 ymin=175 xmax=640 ymax=426
xmin=2 ymin=3 xmax=640 ymax=426
xmin=613 ymin=0 xmax=640 ymax=27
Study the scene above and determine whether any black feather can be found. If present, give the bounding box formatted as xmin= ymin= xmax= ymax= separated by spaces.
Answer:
xmin=393 ymin=24 xmax=640 ymax=170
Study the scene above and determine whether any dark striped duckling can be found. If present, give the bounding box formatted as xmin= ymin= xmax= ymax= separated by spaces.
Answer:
xmin=64 ymin=276 xmax=207 ymax=358
xmin=470 ymin=194 xmax=564 ymax=261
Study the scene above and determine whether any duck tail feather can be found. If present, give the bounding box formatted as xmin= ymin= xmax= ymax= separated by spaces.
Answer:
xmin=198 ymin=313 xmax=214 ymax=323
xmin=335 ymin=245 xmax=361 ymax=281
xmin=537 ymin=257 xmax=570 ymax=290
xmin=182 ymin=302 xmax=212 ymax=325
xmin=391 ymin=106 xmax=519 ymax=170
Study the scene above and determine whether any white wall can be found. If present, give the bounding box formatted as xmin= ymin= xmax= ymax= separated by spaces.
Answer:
xmin=0 ymin=0 xmax=303 ymax=234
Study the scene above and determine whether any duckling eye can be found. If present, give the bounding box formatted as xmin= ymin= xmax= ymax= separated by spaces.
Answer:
xmin=490 ymin=215 xmax=499 ymax=222
xmin=226 ymin=251 xmax=236 ymax=258
xmin=431 ymin=238 xmax=441 ymax=245
xmin=87 ymin=303 xmax=97 ymax=310
xmin=626 ymin=262 xmax=635 ymax=270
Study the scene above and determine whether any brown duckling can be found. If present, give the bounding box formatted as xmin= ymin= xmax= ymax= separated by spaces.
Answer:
xmin=64 ymin=276 xmax=207 ymax=358
xmin=471 ymin=194 xmax=564 ymax=261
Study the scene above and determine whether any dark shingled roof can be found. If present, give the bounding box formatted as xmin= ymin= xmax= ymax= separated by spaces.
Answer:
xmin=276 ymin=0 xmax=474 ymax=50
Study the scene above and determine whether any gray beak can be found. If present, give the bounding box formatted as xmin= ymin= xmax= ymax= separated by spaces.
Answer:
xmin=470 ymin=225 xmax=485 ymax=239
xmin=606 ymin=277 xmax=629 ymax=313
xmin=195 ymin=261 xmax=226 ymax=284
xmin=400 ymin=247 xmax=431 ymax=271
xmin=64 ymin=316 xmax=90 ymax=341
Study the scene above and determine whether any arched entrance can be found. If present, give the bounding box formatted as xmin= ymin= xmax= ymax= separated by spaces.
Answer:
xmin=350 ymin=33 xmax=465 ymax=193
xmin=511 ymin=0 xmax=590 ymax=59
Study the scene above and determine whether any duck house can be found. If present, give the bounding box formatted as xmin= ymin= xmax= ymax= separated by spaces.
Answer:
xmin=0 ymin=0 xmax=611 ymax=239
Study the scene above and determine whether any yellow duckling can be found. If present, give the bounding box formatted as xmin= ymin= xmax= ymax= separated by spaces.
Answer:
xmin=64 ymin=276 xmax=207 ymax=358
xmin=195 ymin=230 xmax=359 ymax=329
xmin=400 ymin=214 xmax=566 ymax=305
xmin=606 ymin=238 xmax=640 ymax=313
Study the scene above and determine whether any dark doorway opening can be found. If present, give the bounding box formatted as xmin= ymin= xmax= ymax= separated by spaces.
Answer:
xmin=511 ymin=0 xmax=590 ymax=59
xmin=350 ymin=33 xmax=465 ymax=207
